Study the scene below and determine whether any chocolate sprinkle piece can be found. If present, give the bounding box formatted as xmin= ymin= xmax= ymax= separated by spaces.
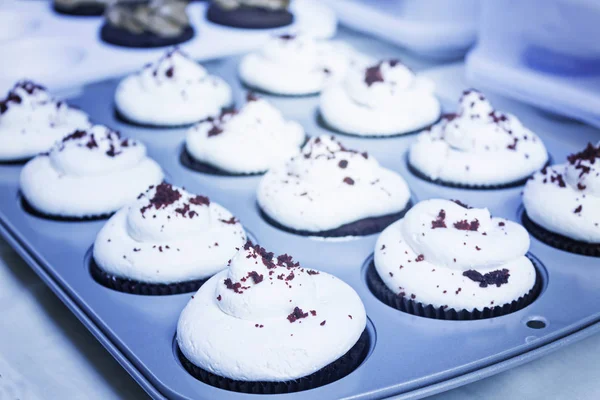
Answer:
xmin=463 ymin=269 xmax=510 ymax=288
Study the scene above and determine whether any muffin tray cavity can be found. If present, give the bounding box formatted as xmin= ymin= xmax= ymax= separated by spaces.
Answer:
xmin=1 ymin=31 xmax=600 ymax=400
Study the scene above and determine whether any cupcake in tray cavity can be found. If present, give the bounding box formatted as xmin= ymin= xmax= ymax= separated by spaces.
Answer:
xmin=409 ymin=89 xmax=549 ymax=188
xmin=257 ymin=135 xmax=412 ymax=237
xmin=101 ymin=0 xmax=194 ymax=48
xmin=114 ymin=48 xmax=232 ymax=127
xmin=207 ymin=0 xmax=293 ymax=29
xmin=319 ymin=59 xmax=441 ymax=137
xmin=0 ymin=81 xmax=90 ymax=163
xmin=522 ymin=143 xmax=600 ymax=256
xmin=177 ymin=241 xmax=368 ymax=393
xmin=92 ymin=182 xmax=246 ymax=294
xmin=183 ymin=93 xmax=305 ymax=175
xmin=370 ymin=199 xmax=540 ymax=320
xmin=239 ymin=33 xmax=367 ymax=96
xmin=20 ymin=125 xmax=163 ymax=220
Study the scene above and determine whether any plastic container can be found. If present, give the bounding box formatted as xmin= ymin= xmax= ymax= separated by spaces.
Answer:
xmin=466 ymin=0 xmax=600 ymax=128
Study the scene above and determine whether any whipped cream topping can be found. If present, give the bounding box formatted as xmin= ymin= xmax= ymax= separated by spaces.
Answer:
xmin=177 ymin=241 xmax=366 ymax=381
xmin=319 ymin=59 xmax=440 ymax=136
xmin=94 ymin=183 xmax=246 ymax=283
xmin=20 ymin=125 xmax=163 ymax=217
xmin=239 ymin=34 xmax=367 ymax=96
xmin=523 ymin=143 xmax=600 ymax=243
xmin=374 ymin=199 xmax=536 ymax=311
xmin=185 ymin=94 xmax=305 ymax=174
xmin=257 ymin=135 xmax=411 ymax=234
xmin=115 ymin=48 xmax=232 ymax=126
xmin=409 ymin=90 xmax=549 ymax=186
xmin=0 ymin=80 xmax=90 ymax=161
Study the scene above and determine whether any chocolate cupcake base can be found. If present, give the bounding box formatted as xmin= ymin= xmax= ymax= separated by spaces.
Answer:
xmin=206 ymin=4 xmax=293 ymax=29
xmin=100 ymin=24 xmax=195 ymax=49
xmin=177 ymin=329 xmax=369 ymax=393
xmin=406 ymin=158 xmax=551 ymax=190
xmin=316 ymin=111 xmax=441 ymax=139
xmin=53 ymin=3 xmax=105 ymax=16
xmin=522 ymin=211 xmax=600 ymax=257
xmin=20 ymin=195 xmax=112 ymax=222
xmin=180 ymin=147 xmax=263 ymax=176
xmin=90 ymin=260 xmax=208 ymax=295
xmin=366 ymin=258 xmax=542 ymax=320
xmin=259 ymin=202 xmax=412 ymax=238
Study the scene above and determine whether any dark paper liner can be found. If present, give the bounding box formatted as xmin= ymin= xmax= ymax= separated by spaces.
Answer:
xmin=316 ymin=110 xmax=442 ymax=139
xmin=114 ymin=104 xmax=234 ymax=129
xmin=407 ymin=156 xmax=552 ymax=190
xmin=177 ymin=329 xmax=369 ymax=394
xmin=0 ymin=157 xmax=30 ymax=165
xmin=366 ymin=258 xmax=542 ymax=320
xmin=100 ymin=24 xmax=195 ymax=49
xmin=180 ymin=147 xmax=264 ymax=176
xmin=206 ymin=4 xmax=294 ymax=29
xmin=522 ymin=211 xmax=600 ymax=257
xmin=53 ymin=3 xmax=105 ymax=16
xmin=90 ymin=259 xmax=208 ymax=295
xmin=20 ymin=195 xmax=111 ymax=222
xmin=259 ymin=201 xmax=412 ymax=238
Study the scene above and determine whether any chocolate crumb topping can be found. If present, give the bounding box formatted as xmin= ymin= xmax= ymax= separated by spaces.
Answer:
xmin=279 ymin=34 xmax=296 ymax=40
xmin=246 ymin=92 xmax=259 ymax=102
xmin=287 ymin=307 xmax=308 ymax=323
xmin=431 ymin=209 xmax=447 ymax=229
xmin=343 ymin=177 xmax=355 ymax=185
xmin=415 ymin=254 xmax=425 ymax=262
xmin=320 ymin=320 xmax=326 ymax=326
xmin=338 ymin=160 xmax=348 ymax=169
xmin=190 ymin=195 xmax=210 ymax=206
xmin=498 ymin=221 xmax=505 ymax=227
xmin=220 ymin=216 xmax=238 ymax=225
xmin=248 ymin=271 xmax=264 ymax=284
xmin=140 ymin=182 xmax=182 ymax=215
xmin=217 ymin=295 xmax=222 ymax=301
xmin=364 ymin=64 xmax=384 ymax=86
xmin=310 ymin=310 xmax=317 ymax=316
xmin=574 ymin=205 xmax=583 ymax=214
xmin=567 ymin=143 xmax=600 ymax=178
xmin=454 ymin=219 xmax=480 ymax=231
xmin=463 ymin=268 xmax=510 ymax=288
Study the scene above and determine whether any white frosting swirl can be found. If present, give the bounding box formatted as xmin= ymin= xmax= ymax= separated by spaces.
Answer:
xmin=257 ymin=135 xmax=411 ymax=234
xmin=409 ymin=90 xmax=549 ymax=186
xmin=319 ymin=59 xmax=440 ymax=136
xmin=374 ymin=199 xmax=536 ymax=312
xmin=93 ymin=183 xmax=246 ymax=283
xmin=177 ymin=242 xmax=366 ymax=381
xmin=523 ymin=142 xmax=600 ymax=243
xmin=20 ymin=125 xmax=163 ymax=218
xmin=0 ymin=81 xmax=90 ymax=161
xmin=239 ymin=34 xmax=367 ymax=96
xmin=115 ymin=48 xmax=232 ymax=126
xmin=185 ymin=95 xmax=305 ymax=174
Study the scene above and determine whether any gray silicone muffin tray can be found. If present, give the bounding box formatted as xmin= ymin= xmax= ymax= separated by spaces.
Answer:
xmin=1 ymin=30 xmax=600 ymax=400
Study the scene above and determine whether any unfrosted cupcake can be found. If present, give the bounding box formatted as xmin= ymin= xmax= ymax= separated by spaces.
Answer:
xmin=370 ymin=199 xmax=540 ymax=319
xmin=0 ymin=80 xmax=90 ymax=162
xmin=92 ymin=182 xmax=246 ymax=294
xmin=409 ymin=89 xmax=549 ymax=188
xmin=239 ymin=34 xmax=365 ymax=96
xmin=319 ymin=59 xmax=440 ymax=136
xmin=115 ymin=48 xmax=232 ymax=126
xmin=20 ymin=125 xmax=163 ymax=219
xmin=177 ymin=241 xmax=368 ymax=393
xmin=183 ymin=93 xmax=305 ymax=175
xmin=523 ymin=143 xmax=600 ymax=256
xmin=257 ymin=135 xmax=412 ymax=237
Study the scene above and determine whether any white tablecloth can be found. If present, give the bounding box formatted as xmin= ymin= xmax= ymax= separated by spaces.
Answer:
xmin=1 ymin=237 xmax=599 ymax=400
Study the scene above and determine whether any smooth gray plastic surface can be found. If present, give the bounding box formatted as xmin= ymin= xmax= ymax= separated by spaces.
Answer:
xmin=1 ymin=30 xmax=600 ymax=400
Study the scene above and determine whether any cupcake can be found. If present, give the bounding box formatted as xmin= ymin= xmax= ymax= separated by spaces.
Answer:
xmin=239 ymin=33 xmax=365 ymax=96
xmin=0 ymin=81 xmax=90 ymax=163
xmin=20 ymin=125 xmax=163 ymax=220
xmin=92 ymin=182 xmax=246 ymax=294
xmin=183 ymin=93 xmax=305 ymax=175
xmin=177 ymin=241 xmax=368 ymax=393
xmin=207 ymin=0 xmax=293 ymax=29
xmin=522 ymin=143 xmax=600 ymax=256
xmin=53 ymin=0 xmax=106 ymax=16
xmin=101 ymin=0 xmax=194 ymax=48
xmin=409 ymin=89 xmax=549 ymax=188
xmin=257 ymin=135 xmax=412 ymax=237
xmin=115 ymin=48 xmax=232 ymax=127
xmin=370 ymin=199 xmax=539 ymax=320
xmin=319 ymin=59 xmax=440 ymax=137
